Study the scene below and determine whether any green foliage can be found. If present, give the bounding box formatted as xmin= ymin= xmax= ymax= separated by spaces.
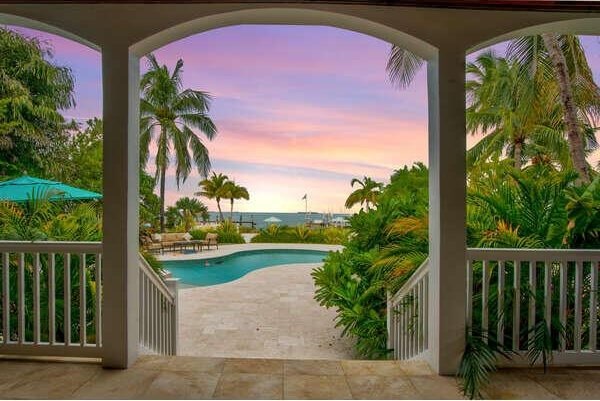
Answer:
xmin=165 ymin=197 xmax=209 ymax=231
xmin=0 ymin=194 xmax=102 ymax=241
xmin=0 ymin=195 xmax=102 ymax=345
xmin=140 ymin=250 xmax=164 ymax=275
xmin=189 ymin=220 xmax=244 ymax=244
xmin=313 ymin=164 xmax=429 ymax=358
xmin=344 ymin=176 xmax=384 ymax=211
xmin=51 ymin=118 xmax=103 ymax=193
xmin=250 ymin=225 xmax=348 ymax=245
xmin=0 ymin=28 xmax=75 ymax=178
xmin=196 ymin=172 xmax=229 ymax=222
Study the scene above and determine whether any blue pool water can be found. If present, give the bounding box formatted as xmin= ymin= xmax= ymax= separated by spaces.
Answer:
xmin=162 ymin=249 xmax=329 ymax=287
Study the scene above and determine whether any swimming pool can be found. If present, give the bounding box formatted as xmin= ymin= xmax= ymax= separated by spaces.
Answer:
xmin=162 ymin=249 xmax=329 ymax=287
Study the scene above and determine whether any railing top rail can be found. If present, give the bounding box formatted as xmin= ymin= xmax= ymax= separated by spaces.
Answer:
xmin=0 ymin=240 xmax=102 ymax=253
xmin=139 ymin=254 xmax=175 ymax=303
xmin=467 ymin=247 xmax=600 ymax=261
xmin=390 ymin=258 xmax=429 ymax=305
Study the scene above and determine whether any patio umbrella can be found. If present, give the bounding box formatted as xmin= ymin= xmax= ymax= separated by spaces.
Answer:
xmin=0 ymin=175 xmax=102 ymax=202
xmin=263 ymin=216 xmax=282 ymax=224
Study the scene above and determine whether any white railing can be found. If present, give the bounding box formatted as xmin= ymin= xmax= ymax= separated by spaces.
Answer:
xmin=468 ymin=248 xmax=600 ymax=366
xmin=387 ymin=258 xmax=429 ymax=360
xmin=138 ymin=255 xmax=178 ymax=355
xmin=0 ymin=241 xmax=179 ymax=359
xmin=0 ymin=241 xmax=103 ymax=358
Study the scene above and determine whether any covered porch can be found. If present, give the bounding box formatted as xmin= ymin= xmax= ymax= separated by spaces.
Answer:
xmin=0 ymin=0 xmax=599 ymax=384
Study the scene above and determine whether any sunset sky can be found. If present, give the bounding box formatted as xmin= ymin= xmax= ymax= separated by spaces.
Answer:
xmin=9 ymin=25 xmax=600 ymax=213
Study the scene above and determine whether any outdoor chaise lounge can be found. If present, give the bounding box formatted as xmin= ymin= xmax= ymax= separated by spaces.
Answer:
xmin=202 ymin=233 xmax=218 ymax=249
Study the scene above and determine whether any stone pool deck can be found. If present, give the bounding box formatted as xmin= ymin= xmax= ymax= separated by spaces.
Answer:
xmin=178 ymin=262 xmax=355 ymax=359
xmin=158 ymin=242 xmax=343 ymax=262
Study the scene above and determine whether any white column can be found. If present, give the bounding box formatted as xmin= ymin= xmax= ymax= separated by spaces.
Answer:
xmin=427 ymin=47 xmax=467 ymax=375
xmin=101 ymin=45 xmax=140 ymax=368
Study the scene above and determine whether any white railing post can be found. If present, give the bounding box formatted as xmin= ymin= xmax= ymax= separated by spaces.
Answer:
xmin=165 ymin=278 xmax=179 ymax=355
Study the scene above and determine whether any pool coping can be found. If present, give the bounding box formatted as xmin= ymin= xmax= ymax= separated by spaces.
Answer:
xmin=156 ymin=242 xmax=343 ymax=262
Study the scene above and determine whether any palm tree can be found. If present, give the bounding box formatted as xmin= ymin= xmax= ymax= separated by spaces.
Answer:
xmin=222 ymin=181 xmax=250 ymax=220
xmin=507 ymin=34 xmax=600 ymax=183
xmin=196 ymin=172 xmax=229 ymax=222
xmin=140 ymin=54 xmax=217 ymax=232
xmin=466 ymin=52 xmax=567 ymax=169
xmin=344 ymin=176 xmax=384 ymax=211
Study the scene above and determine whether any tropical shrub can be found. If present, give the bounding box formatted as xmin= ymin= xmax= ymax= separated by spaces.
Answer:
xmin=312 ymin=164 xmax=429 ymax=358
xmin=189 ymin=220 xmax=244 ymax=244
xmin=0 ymin=196 xmax=102 ymax=345
xmin=250 ymin=225 xmax=348 ymax=245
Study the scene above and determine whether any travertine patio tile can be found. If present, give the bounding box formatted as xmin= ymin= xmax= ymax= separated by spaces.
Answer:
xmin=164 ymin=356 xmax=225 ymax=373
xmin=525 ymin=371 xmax=600 ymax=399
xmin=178 ymin=263 xmax=354 ymax=360
xmin=284 ymin=359 xmax=344 ymax=376
xmin=2 ymin=362 xmax=99 ymax=399
xmin=72 ymin=367 xmax=160 ymax=399
xmin=223 ymin=358 xmax=284 ymax=374
xmin=142 ymin=370 xmax=220 ymax=399
xmin=133 ymin=355 xmax=173 ymax=370
xmin=408 ymin=375 xmax=466 ymax=399
xmin=213 ymin=373 xmax=283 ymax=399
xmin=341 ymin=360 xmax=405 ymax=376
xmin=482 ymin=371 xmax=559 ymax=400
xmin=284 ymin=374 xmax=352 ymax=399
xmin=398 ymin=360 xmax=435 ymax=375
xmin=346 ymin=375 xmax=420 ymax=399
xmin=0 ymin=360 xmax=50 ymax=392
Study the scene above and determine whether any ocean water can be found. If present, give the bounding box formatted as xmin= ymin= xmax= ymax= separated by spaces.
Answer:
xmin=206 ymin=211 xmax=350 ymax=229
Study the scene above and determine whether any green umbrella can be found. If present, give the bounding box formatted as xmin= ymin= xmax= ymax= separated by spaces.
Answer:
xmin=0 ymin=175 xmax=102 ymax=202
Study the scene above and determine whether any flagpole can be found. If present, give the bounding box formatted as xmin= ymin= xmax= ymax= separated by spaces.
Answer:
xmin=303 ymin=194 xmax=308 ymax=223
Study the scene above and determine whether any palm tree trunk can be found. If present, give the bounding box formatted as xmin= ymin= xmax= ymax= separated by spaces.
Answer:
xmin=159 ymin=165 xmax=166 ymax=233
xmin=514 ymin=141 xmax=523 ymax=169
xmin=542 ymin=33 xmax=590 ymax=183
xmin=216 ymin=198 xmax=224 ymax=222
xmin=230 ymin=198 xmax=234 ymax=221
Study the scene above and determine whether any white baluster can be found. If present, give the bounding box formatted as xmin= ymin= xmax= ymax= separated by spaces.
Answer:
xmin=512 ymin=260 xmax=521 ymax=350
xmin=482 ymin=260 xmax=490 ymax=342
xmin=33 ymin=253 xmax=40 ymax=344
xmin=574 ymin=261 xmax=583 ymax=352
xmin=497 ymin=260 xmax=505 ymax=345
xmin=80 ymin=253 xmax=87 ymax=346
xmin=64 ymin=253 xmax=71 ymax=346
xmin=590 ymin=261 xmax=598 ymax=352
xmin=18 ymin=253 xmax=24 ymax=344
xmin=49 ymin=253 xmax=56 ymax=345
xmin=95 ymin=253 xmax=102 ymax=347
xmin=2 ymin=252 xmax=9 ymax=344
xmin=559 ymin=260 xmax=568 ymax=351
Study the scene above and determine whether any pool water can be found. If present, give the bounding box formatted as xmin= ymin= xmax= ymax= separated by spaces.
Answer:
xmin=162 ymin=249 xmax=329 ymax=287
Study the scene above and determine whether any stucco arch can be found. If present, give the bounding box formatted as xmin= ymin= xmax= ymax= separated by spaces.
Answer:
xmin=0 ymin=12 xmax=99 ymax=51
xmin=130 ymin=7 xmax=437 ymax=61
xmin=468 ymin=17 xmax=600 ymax=54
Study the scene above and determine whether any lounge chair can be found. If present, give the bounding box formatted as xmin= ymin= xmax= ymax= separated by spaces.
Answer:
xmin=141 ymin=235 xmax=163 ymax=254
xmin=202 ymin=233 xmax=219 ymax=250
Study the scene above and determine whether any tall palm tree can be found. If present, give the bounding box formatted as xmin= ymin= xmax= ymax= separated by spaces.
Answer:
xmin=507 ymin=34 xmax=600 ymax=183
xmin=466 ymin=52 xmax=567 ymax=169
xmin=196 ymin=172 xmax=229 ymax=222
xmin=222 ymin=181 xmax=250 ymax=220
xmin=140 ymin=54 xmax=217 ymax=232
xmin=344 ymin=176 xmax=384 ymax=211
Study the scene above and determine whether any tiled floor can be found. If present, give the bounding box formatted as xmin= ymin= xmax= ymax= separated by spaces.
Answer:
xmin=177 ymin=262 xmax=355 ymax=359
xmin=0 ymin=356 xmax=599 ymax=399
